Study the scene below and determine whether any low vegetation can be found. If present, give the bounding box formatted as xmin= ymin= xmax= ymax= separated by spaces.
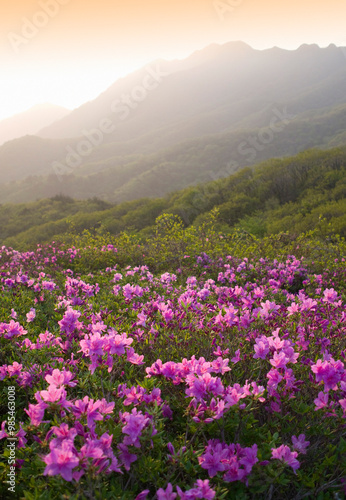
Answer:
xmin=1 ymin=147 xmax=345 ymax=250
xmin=0 ymin=213 xmax=345 ymax=498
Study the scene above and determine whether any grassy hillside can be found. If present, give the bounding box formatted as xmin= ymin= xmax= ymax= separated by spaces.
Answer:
xmin=1 ymin=147 xmax=345 ymax=249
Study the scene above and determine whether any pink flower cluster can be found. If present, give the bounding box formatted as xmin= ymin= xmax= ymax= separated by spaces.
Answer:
xmin=311 ymin=356 xmax=346 ymax=414
xmin=198 ymin=439 xmax=258 ymax=483
xmin=43 ymin=424 xmax=121 ymax=481
xmin=155 ymin=480 xmax=216 ymax=500
xmin=117 ymin=383 xmax=162 ymax=407
xmin=0 ymin=244 xmax=345 ymax=495
xmin=19 ymin=367 xmax=161 ymax=481
xmin=58 ymin=307 xmax=83 ymax=337
xmin=0 ymin=320 xmax=27 ymax=338
xmin=146 ymin=355 xmax=265 ymax=423
xmin=79 ymin=329 xmax=140 ymax=373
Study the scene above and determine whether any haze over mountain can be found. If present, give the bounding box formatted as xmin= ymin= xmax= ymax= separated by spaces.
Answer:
xmin=1 ymin=147 xmax=345 ymax=249
xmin=0 ymin=104 xmax=70 ymax=147
xmin=1 ymin=41 xmax=346 ymax=204
xmin=38 ymin=42 xmax=346 ymax=142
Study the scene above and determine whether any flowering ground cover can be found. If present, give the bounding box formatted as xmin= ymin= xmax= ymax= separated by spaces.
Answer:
xmin=0 ymin=240 xmax=345 ymax=499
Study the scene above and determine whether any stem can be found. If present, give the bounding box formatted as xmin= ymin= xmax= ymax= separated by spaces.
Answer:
xmin=100 ymin=371 xmax=105 ymax=399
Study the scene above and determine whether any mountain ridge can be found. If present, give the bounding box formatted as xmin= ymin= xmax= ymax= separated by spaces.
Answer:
xmin=1 ymin=41 xmax=346 ymax=204
xmin=0 ymin=103 xmax=70 ymax=147
xmin=1 ymin=146 xmax=345 ymax=249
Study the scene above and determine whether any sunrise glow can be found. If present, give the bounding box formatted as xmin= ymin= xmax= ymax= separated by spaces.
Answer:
xmin=1 ymin=0 xmax=346 ymax=120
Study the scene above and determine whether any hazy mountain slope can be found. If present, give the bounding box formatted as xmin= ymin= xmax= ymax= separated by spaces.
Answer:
xmin=1 ymin=102 xmax=345 ymax=204
xmin=0 ymin=104 xmax=70 ymax=147
xmin=1 ymin=147 xmax=345 ymax=249
xmin=0 ymin=135 xmax=83 ymax=183
xmin=1 ymin=42 xmax=346 ymax=203
xmin=38 ymin=42 xmax=346 ymax=143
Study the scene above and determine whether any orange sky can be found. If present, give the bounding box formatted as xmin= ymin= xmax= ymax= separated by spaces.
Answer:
xmin=1 ymin=0 xmax=346 ymax=120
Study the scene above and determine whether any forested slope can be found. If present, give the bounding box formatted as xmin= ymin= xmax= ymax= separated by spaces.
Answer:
xmin=1 ymin=147 xmax=345 ymax=249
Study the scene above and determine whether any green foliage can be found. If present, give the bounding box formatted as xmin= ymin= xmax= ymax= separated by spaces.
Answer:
xmin=1 ymin=100 xmax=346 ymax=206
xmin=0 ymin=212 xmax=346 ymax=498
xmin=0 ymin=147 xmax=346 ymax=250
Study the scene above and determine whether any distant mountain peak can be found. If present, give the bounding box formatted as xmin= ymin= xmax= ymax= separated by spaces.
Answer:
xmin=36 ymin=39 xmax=346 ymax=147
xmin=0 ymin=104 xmax=70 ymax=147
xmin=223 ymin=40 xmax=254 ymax=50
xmin=186 ymin=40 xmax=253 ymax=63
xmin=297 ymin=43 xmax=321 ymax=51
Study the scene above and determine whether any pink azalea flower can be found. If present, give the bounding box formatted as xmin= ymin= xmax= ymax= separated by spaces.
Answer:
xmin=127 ymin=348 xmax=144 ymax=365
xmin=50 ymin=423 xmax=77 ymax=448
xmin=72 ymin=470 xmax=85 ymax=482
xmin=16 ymin=424 xmax=27 ymax=448
xmin=339 ymin=398 xmax=346 ymax=412
xmin=106 ymin=331 xmax=133 ymax=356
xmin=300 ymin=297 xmax=317 ymax=311
xmin=79 ymin=332 xmax=105 ymax=357
xmin=117 ymin=443 xmax=137 ymax=471
xmin=240 ymin=444 xmax=258 ymax=473
xmin=311 ymin=359 xmax=328 ymax=383
xmin=26 ymin=308 xmax=36 ymax=322
xmin=269 ymin=351 xmax=289 ymax=369
xmin=224 ymin=386 xmax=244 ymax=406
xmin=136 ymin=312 xmax=147 ymax=327
xmin=267 ymin=368 xmax=283 ymax=389
xmin=25 ymin=403 xmax=47 ymax=426
xmin=58 ymin=307 xmax=82 ymax=336
xmin=191 ymin=479 xmax=216 ymax=499
xmin=283 ymin=347 xmax=299 ymax=364
xmin=287 ymin=302 xmax=299 ymax=315
xmin=85 ymin=400 xmax=103 ymax=428
xmin=260 ymin=300 xmax=280 ymax=318
xmin=162 ymin=308 xmax=174 ymax=323
xmin=211 ymin=357 xmax=231 ymax=374
xmin=45 ymin=369 xmax=65 ymax=387
xmin=161 ymin=361 xmax=178 ymax=380
xmin=186 ymin=374 xmax=217 ymax=401
xmin=39 ymin=386 xmax=67 ymax=404
xmin=271 ymin=444 xmax=300 ymax=471
xmin=44 ymin=440 xmax=79 ymax=482
xmin=122 ymin=409 xmax=148 ymax=448
xmin=0 ymin=421 xmax=8 ymax=439
xmin=157 ymin=483 xmax=177 ymax=500
xmin=7 ymin=362 xmax=22 ymax=377
xmin=177 ymin=479 xmax=216 ymax=500
xmin=3 ymin=320 xmax=27 ymax=338
xmin=253 ymin=338 xmax=270 ymax=360
xmin=98 ymin=398 xmax=115 ymax=415
xmin=323 ymin=288 xmax=338 ymax=303
xmin=291 ymin=434 xmax=310 ymax=454
xmin=198 ymin=448 xmax=227 ymax=477
xmin=231 ymin=349 xmax=241 ymax=364
xmin=79 ymin=440 xmax=104 ymax=460
xmin=251 ymin=382 xmax=266 ymax=402
xmin=135 ymin=491 xmax=150 ymax=500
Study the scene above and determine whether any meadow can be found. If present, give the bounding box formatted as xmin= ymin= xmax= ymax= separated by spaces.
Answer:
xmin=0 ymin=217 xmax=345 ymax=499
